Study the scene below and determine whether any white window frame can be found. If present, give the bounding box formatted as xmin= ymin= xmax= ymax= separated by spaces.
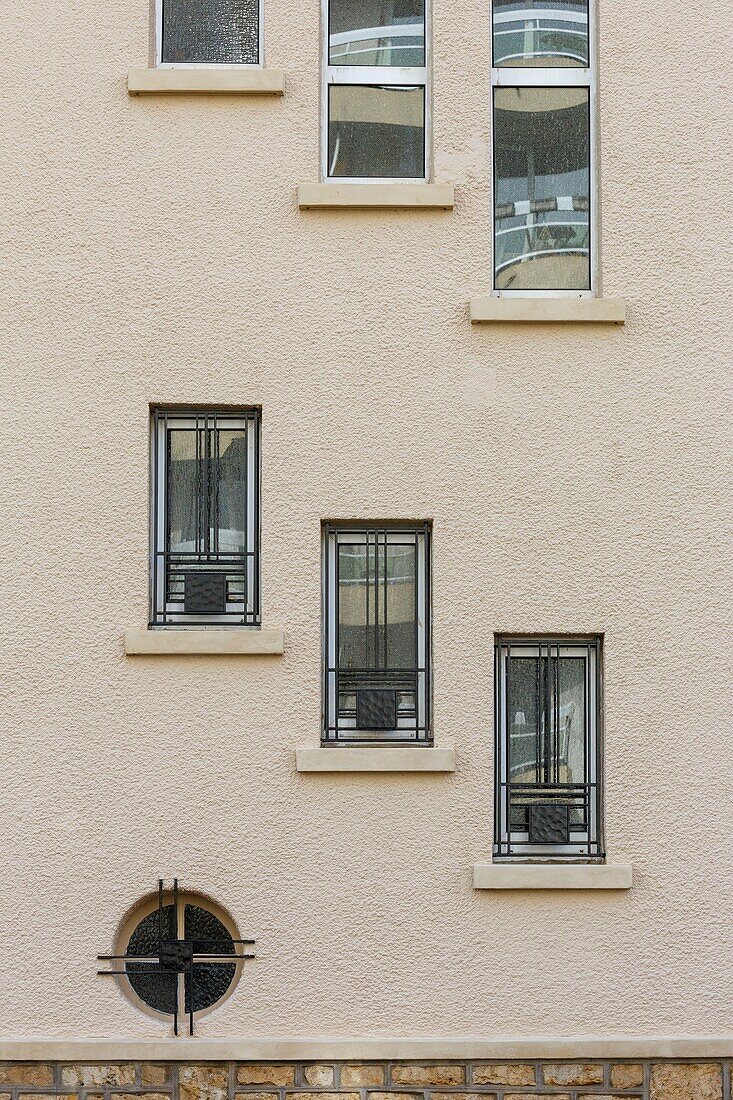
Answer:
xmin=494 ymin=638 xmax=603 ymax=860
xmin=490 ymin=0 xmax=597 ymax=297
xmin=323 ymin=524 xmax=431 ymax=744
xmin=150 ymin=408 xmax=260 ymax=628
xmin=321 ymin=0 xmax=431 ymax=183
xmin=154 ymin=0 xmax=264 ymax=68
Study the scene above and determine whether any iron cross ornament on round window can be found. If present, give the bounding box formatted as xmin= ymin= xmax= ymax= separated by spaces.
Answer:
xmin=97 ymin=878 xmax=255 ymax=1034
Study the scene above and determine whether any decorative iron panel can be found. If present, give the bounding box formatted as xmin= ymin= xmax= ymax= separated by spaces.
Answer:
xmin=150 ymin=408 xmax=261 ymax=627
xmin=98 ymin=878 xmax=254 ymax=1035
xmin=494 ymin=636 xmax=603 ymax=859
xmin=323 ymin=523 xmax=431 ymax=745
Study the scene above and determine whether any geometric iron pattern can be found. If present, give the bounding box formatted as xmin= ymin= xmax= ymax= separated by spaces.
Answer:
xmin=356 ymin=689 xmax=397 ymax=730
xmin=528 ymin=802 xmax=571 ymax=845
xmin=97 ymin=878 xmax=254 ymax=1036
xmin=184 ymin=572 xmax=227 ymax=615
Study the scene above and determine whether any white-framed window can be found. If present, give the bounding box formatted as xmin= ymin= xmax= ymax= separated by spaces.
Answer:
xmin=155 ymin=0 xmax=263 ymax=67
xmin=150 ymin=407 xmax=261 ymax=628
xmin=323 ymin=523 xmax=431 ymax=744
xmin=491 ymin=0 xmax=596 ymax=295
xmin=494 ymin=636 xmax=604 ymax=859
xmin=322 ymin=0 xmax=429 ymax=181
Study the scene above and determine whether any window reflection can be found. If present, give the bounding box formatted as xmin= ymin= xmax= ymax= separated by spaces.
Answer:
xmin=493 ymin=0 xmax=588 ymax=67
xmin=494 ymin=86 xmax=590 ymax=290
xmin=329 ymin=0 xmax=425 ymax=65
xmin=328 ymin=85 xmax=425 ymax=178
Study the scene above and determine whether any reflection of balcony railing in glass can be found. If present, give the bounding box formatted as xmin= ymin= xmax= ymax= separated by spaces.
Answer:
xmin=330 ymin=22 xmax=425 ymax=66
xmin=493 ymin=3 xmax=588 ymax=66
xmin=495 ymin=194 xmax=589 ymax=287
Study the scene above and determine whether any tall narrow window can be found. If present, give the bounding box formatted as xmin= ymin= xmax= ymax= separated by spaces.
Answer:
xmin=323 ymin=524 xmax=431 ymax=743
xmin=494 ymin=636 xmax=603 ymax=859
xmin=156 ymin=0 xmax=262 ymax=66
xmin=492 ymin=0 xmax=593 ymax=293
xmin=151 ymin=408 xmax=260 ymax=627
xmin=324 ymin=0 xmax=428 ymax=180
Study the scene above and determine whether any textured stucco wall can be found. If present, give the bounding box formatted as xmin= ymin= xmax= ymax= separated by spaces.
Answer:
xmin=1 ymin=0 xmax=733 ymax=1042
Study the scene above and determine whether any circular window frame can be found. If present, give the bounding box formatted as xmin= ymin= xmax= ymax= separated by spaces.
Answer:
xmin=115 ymin=889 xmax=244 ymax=1025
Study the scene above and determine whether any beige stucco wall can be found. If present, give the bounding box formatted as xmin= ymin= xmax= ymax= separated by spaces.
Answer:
xmin=1 ymin=0 xmax=733 ymax=1043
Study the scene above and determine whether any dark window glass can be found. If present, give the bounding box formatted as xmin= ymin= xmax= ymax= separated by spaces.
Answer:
xmin=125 ymin=903 xmax=236 ymax=1015
xmin=328 ymin=85 xmax=425 ymax=178
xmin=161 ymin=0 xmax=259 ymax=65
xmin=494 ymin=86 xmax=590 ymax=290
xmin=493 ymin=0 xmax=588 ymax=67
xmin=329 ymin=0 xmax=425 ymax=66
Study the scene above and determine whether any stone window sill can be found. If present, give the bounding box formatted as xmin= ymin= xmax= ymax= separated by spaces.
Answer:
xmin=127 ymin=67 xmax=285 ymax=95
xmin=298 ymin=183 xmax=455 ymax=210
xmin=124 ymin=627 xmax=284 ymax=655
xmin=473 ymin=862 xmax=632 ymax=890
xmin=469 ymin=297 xmax=626 ymax=324
xmin=296 ymin=746 xmax=456 ymax=772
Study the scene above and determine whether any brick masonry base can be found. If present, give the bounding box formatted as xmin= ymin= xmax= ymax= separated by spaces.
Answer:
xmin=0 ymin=1060 xmax=729 ymax=1100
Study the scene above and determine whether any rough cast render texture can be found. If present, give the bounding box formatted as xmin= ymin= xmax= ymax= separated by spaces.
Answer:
xmin=1 ymin=0 xmax=733 ymax=1049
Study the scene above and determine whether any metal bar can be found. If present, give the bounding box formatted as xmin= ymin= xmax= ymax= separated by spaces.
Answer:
xmin=158 ymin=879 xmax=163 ymax=957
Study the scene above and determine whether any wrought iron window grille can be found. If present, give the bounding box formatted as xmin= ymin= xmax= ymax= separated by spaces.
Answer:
xmin=150 ymin=408 xmax=261 ymax=628
xmin=323 ymin=522 xmax=431 ymax=745
xmin=97 ymin=878 xmax=255 ymax=1035
xmin=494 ymin=635 xmax=604 ymax=860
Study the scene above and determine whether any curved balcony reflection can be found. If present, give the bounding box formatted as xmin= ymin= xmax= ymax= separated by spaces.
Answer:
xmin=495 ymin=195 xmax=589 ymax=289
xmin=493 ymin=0 xmax=588 ymax=67
xmin=494 ymin=86 xmax=590 ymax=290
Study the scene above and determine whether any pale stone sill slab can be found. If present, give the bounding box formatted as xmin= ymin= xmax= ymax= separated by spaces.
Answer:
xmin=469 ymin=297 xmax=626 ymax=324
xmin=124 ymin=627 xmax=284 ymax=655
xmin=127 ymin=67 xmax=285 ymax=95
xmin=473 ymin=862 xmax=633 ymax=890
xmin=298 ymin=183 xmax=455 ymax=209
xmin=4 ymin=1037 xmax=733 ymax=1061
xmin=296 ymin=746 xmax=455 ymax=772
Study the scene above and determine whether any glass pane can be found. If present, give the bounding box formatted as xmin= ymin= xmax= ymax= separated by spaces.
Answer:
xmin=328 ymin=85 xmax=424 ymax=178
xmin=329 ymin=0 xmax=425 ymax=66
xmin=337 ymin=540 xmax=417 ymax=669
xmin=507 ymin=658 xmax=538 ymax=781
xmin=338 ymin=543 xmax=372 ymax=668
xmin=168 ymin=429 xmax=201 ymax=553
xmin=506 ymin=654 xmax=586 ymax=785
xmin=493 ymin=0 xmax=588 ymax=67
xmin=161 ymin=0 xmax=259 ymax=64
xmin=126 ymin=904 xmax=177 ymax=1015
xmin=494 ymin=87 xmax=590 ymax=290
xmin=215 ymin=429 xmax=246 ymax=554
xmin=385 ymin=543 xmax=416 ymax=668
xmin=557 ymin=656 xmax=585 ymax=784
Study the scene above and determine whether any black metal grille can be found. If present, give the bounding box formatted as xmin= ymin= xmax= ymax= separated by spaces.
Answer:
xmin=98 ymin=878 xmax=255 ymax=1035
xmin=150 ymin=408 xmax=261 ymax=627
xmin=494 ymin=636 xmax=603 ymax=859
xmin=323 ymin=523 xmax=431 ymax=745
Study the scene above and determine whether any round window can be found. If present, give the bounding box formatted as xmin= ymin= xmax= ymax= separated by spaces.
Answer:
xmin=118 ymin=890 xmax=242 ymax=1022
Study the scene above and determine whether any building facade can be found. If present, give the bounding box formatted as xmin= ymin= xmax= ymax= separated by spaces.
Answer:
xmin=2 ymin=0 xmax=733 ymax=1096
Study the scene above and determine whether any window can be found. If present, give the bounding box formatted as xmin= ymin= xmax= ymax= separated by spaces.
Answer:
xmin=113 ymin=883 xmax=245 ymax=1027
xmin=494 ymin=636 xmax=603 ymax=859
xmin=156 ymin=0 xmax=262 ymax=66
xmin=323 ymin=523 xmax=431 ymax=743
xmin=323 ymin=0 xmax=428 ymax=180
xmin=150 ymin=407 xmax=260 ymax=627
xmin=492 ymin=0 xmax=594 ymax=293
